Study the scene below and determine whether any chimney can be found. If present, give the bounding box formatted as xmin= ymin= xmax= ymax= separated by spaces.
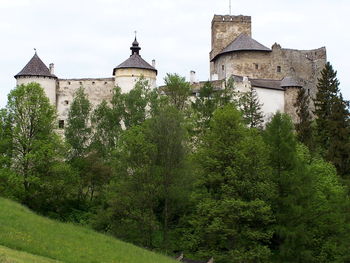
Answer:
xmin=152 ymin=59 xmax=156 ymax=68
xmin=49 ymin=63 xmax=54 ymax=74
xmin=190 ymin=70 xmax=196 ymax=84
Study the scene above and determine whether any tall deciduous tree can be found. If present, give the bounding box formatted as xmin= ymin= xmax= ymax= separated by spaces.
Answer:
xmin=5 ymin=83 xmax=61 ymax=205
xmin=146 ymin=106 xmax=188 ymax=251
xmin=123 ymin=78 xmax=152 ymax=129
xmin=163 ymin=73 xmax=191 ymax=111
xmin=65 ymin=87 xmax=92 ymax=158
xmin=91 ymin=87 xmax=124 ymax=158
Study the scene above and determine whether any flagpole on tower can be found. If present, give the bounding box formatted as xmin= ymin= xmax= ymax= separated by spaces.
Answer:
xmin=229 ymin=0 xmax=232 ymax=15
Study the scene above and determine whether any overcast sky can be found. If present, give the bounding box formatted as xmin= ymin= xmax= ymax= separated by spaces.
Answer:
xmin=0 ymin=0 xmax=349 ymax=107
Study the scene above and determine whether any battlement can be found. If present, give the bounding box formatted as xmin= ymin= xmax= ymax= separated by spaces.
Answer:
xmin=212 ymin=15 xmax=251 ymax=23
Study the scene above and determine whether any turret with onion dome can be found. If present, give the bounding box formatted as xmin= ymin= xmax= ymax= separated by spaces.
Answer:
xmin=15 ymin=51 xmax=57 ymax=105
xmin=113 ymin=37 xmax=157 ymax=93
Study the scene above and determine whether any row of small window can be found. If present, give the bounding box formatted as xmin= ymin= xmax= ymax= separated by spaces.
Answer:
xmin=221 ymin=65 xmax=282 ymax=72
xmin=64 ymin=81 xmax=109 ymax=85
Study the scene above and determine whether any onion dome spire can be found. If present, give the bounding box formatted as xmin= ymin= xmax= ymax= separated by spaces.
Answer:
xmin=130 ymin=31 xmax=141 ymax=56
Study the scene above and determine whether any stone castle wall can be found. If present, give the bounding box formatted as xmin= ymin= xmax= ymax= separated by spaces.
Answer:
xmin=56 ymin=78 xmax=115 ymax=125
xmin=212 ymin=45 xmax=326 ymax=98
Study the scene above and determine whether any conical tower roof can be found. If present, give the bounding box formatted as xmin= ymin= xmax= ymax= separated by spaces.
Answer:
xmin=15 ymin=52 xmax=56 ymax=79
xmin=212 ymin=33 xmax=271 ymax=61
xmin=113 ymin=38 xmax=157 ymax=75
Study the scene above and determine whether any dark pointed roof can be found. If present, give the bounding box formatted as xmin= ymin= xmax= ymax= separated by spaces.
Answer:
xmin=15 ymin=53 xmax=57 ymax=79
xmin=113 ymin=38 xmax=157 ymax=75
xmin=212 ymin=33 xmax=271 ymax=61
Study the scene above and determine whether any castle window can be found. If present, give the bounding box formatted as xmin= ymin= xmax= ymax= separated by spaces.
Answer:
xmin=58 ymin=120 xmax=64 ymax=129
xmin=104 ymin=82 xmax=108 ymax=85
xmin=64 ymin=100 xmax=69 ymax=105
xmin=222 ymin=65 xmax=225 ymax=71
xmin=255 ymin=64 xmax=259 ymax=70
xmin=308 ymin=89 xmax=310 ymax=95
xmin=92 ymin=81 xmax=95 ymax=85
xmin=68 ymin=81 xmax=71 ymax=85
xmin=277 ymin=66 xmax=281 ymax=73
xmin=79 ymin=81 xmax=82 ymax=85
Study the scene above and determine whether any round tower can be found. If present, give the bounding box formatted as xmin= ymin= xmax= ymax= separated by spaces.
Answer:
xmin=14 ymin=51 xmax=57 ymax=106
xmin=113 ymin=37 xmax=157 ymax=93
xmin=281 ymin=76 xmax=303 ymax=123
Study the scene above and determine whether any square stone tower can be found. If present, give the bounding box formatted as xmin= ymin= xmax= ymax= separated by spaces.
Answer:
xmin=210 ymin=15 xmax=252 ymax=61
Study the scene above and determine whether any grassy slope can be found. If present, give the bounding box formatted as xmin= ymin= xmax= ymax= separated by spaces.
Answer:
xmin=0 ymin=198 xmax=175 ymax=263
xmin=0 ymin=245 xmax=61 ymax=263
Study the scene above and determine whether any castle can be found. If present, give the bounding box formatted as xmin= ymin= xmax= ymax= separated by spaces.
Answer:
xmin=14 ymin=14 xmax=327 ymax=126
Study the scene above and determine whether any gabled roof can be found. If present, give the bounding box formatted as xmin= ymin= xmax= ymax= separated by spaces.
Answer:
xmin=212 ymin=33 xmax=271 ymax=61
xmin=15 ymin=53 xmax=56 ymax=79
xmin=113 ymin=54 xmax=157 ymax=75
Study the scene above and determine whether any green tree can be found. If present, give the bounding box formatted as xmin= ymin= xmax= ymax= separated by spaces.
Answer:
xmin=5 ymin=83 xmax=63 ymax=206
xmin=313 ymin=62 xmax=350 ymax=177
xmin=264 ymin=113 xmax=350 ymax=262
xmin=294 ymin=87 xmax=313 ymax=149
xmin=101 ymin=125 xmax=160 ymax=248
xmin=123 ymin=78 xmax=152 ymax=129
xmin=189 ymin=105 xmax=275 ymax=263
xmin=65 ymin=87 xmax=92 ymax=158
xmin=313 ymin=62 xmax=340 ymax=153
xmin=163 ymin=73 xmax=191 ymax=111
xmin=0 ymin=108 xmax=16 ymax=198
xmin=91 ymin=87 xmax=124 ymax=158
xmin=327 ymin=94 xmax=350 ymax=178
xmin=239 ymin=87 xmax=264 ymax=128
xmin=146 ymin=106 xmax=188 ymax=251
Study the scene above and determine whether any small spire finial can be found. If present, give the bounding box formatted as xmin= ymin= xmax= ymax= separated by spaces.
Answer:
xmin=134 ymin=30 xmax=137 ymax=40
xmin=34 ymin=48 xmax=37 ymax=54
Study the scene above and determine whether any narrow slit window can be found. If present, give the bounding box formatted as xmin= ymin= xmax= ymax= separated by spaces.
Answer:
xmin=222 ymin=65 xmax=225 ymax=71
xmin=277 ymin=66 xmax=281 ymax=73
xmin=255 ymin=64 xmax=259 ymax=70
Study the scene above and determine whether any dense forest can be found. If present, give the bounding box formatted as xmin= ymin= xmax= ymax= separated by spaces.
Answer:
xmin=1 ymin=63 xmax=350 ymax=263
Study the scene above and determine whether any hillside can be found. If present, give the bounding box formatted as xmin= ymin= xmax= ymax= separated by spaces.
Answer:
xmin=0 ymin=198 xmax=175 ymax=263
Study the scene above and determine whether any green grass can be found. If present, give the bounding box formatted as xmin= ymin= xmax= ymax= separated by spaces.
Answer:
xmin=0 ymin=245 xmax=60 ymax=263
xmin=0 ymin=198 xmax=175 ymax=263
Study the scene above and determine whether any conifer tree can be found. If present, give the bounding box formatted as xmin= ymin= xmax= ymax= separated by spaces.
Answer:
xmin=189 ymin=105 xmax=275 ymax=263
xmin=327 ymin=94 xmax=350 ymax=177
xmin=264 ymin=112 xmax=350 ymax=262
xmin=314 ymin=62 xmax=350 ymax=177
xmin=313 ymin=62 xmax=340 ymax=153
xmin=239 ymin=87 xmax=264 ymax=128
xmin=294 ymin=88 xmax=313 ymax=149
